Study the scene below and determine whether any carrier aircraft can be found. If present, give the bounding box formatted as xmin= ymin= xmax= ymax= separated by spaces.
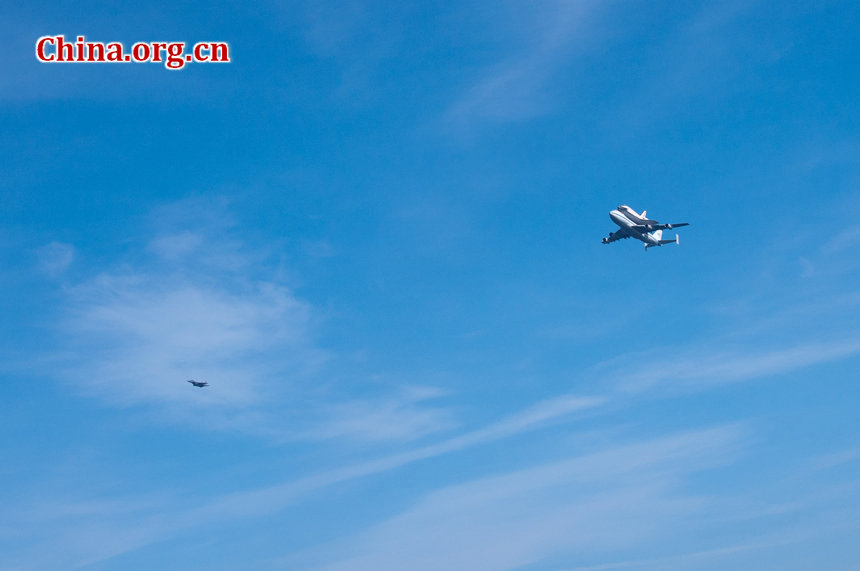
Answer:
xmin=602 ymin=205 xmax=689 ymax=250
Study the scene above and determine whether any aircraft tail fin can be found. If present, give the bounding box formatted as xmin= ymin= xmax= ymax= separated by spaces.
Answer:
xmin=645 ymin=232 xmax=680 ymax=250
xmin=637 ymin=209 xmax=660 ymax=224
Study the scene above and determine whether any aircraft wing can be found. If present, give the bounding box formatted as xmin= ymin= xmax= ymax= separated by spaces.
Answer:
xmin=602 ymin=230 xmax=631 ymax=244
xmin=632 ymin=222 xmax=689 ymax=231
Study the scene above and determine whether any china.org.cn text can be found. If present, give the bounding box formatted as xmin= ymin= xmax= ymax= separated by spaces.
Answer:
xmin=36 ymin=35 xmax=230 ymax=70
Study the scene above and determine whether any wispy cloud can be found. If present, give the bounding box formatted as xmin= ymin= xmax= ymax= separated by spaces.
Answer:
xmin=303 ymin=388 xmax=456 ymax=443
xmin=822 ymin=225 xmax=860 ymax=254
xmin=54 ymin=201 xmax=315 ymax=421
xmin=0 ymin=392 xmax=604 ymax=568
xmin=50 ymin=199 xmax=461 ymax=443
xmin=295 ymin=425 xmax=744 ymax=570
xmin=1 ymin=493 xmax=176 ymax=570
xmin=602 ymin=1 xmax=764 ymax=134
xmin=19 ymin=301 xmax=860 ymax=568
xmin=568 ymin=539 xmax=798 ymax=571
xmin=807 ymin=448 xmax=860 ymax=473
xmin=36 ymin=241 xmax=75 ymax=277
xmin=599 ymin=338 xmax=860 ymax=394
xmin=298 ymin=423 xmax=860 ymax=570
xmin=270 ymin=1 xmax=409 ymax=105
xmin=444 ymin=1 xmax=604 ymax=130
xmin=39 ymin=198 xmax=496 ymax=453
xmin=63 ymin=272 xmax=313 ymax=409
xmin=146 ymin=231 xmax=205 ymax=261
xmin=172 ymin=394 xmax=605 ymax=528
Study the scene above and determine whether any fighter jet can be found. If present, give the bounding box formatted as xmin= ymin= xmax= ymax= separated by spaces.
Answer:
xmin=186 ymin=379 xmax=209 ymax=387
xmin=602 ymin=205 xmax=689 ymax=250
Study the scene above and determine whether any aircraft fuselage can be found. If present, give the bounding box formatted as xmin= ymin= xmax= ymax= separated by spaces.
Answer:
xmin=609 ymin=209 xmax=664 ymax=246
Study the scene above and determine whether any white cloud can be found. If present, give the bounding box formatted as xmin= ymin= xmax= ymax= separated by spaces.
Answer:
xmin=822 ymin=225 xmax=860 ymax=254
xmin=444 ymin=1 xmax=602 ymax=129
xmin=63 ymin=273 xmax=313 ymax=410
xmin=37 ymin=241 xmax=75 ymax=277
xmin=299 ymin=2 xmax=371 ymax=58
xmin=303 ymin=239 xmax=335 ymax=259
xmin=601 ymin=1 xmax=762 ymax=134
xmin=147 ymin=231 xmax=204 ymax=261
xmin=47 ymin=199 xmax=475 ymax=448
xmin=49 ymin=200 xmax=322 ymax=437
xmin=806 ymin=448 xmax=860 ymax=473
xmin=169 ymin=394 xmax=605 ymax=529
xmin=0 ymin=391 xmax=605 ymax=568
xmin=298 ymin=425 xmax=744 ymax=570
xmin=305 ymin=390 xmax=456 ymax=443
xmin=592 ymin=338 xmax=860 ymax=395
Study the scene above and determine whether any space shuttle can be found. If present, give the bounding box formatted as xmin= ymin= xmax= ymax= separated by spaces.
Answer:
xmin=616 ymin=205 xmax=658 ymax=225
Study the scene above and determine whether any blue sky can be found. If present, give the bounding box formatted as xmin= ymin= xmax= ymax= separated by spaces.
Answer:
xmin=2 ymin=1 xmax=859 ymax=569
